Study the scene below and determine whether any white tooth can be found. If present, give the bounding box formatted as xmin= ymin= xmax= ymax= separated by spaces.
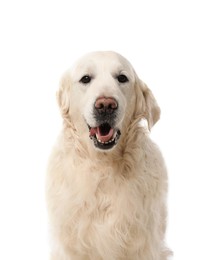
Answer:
xmin=96 ymin=134 xmax=101 ymax=142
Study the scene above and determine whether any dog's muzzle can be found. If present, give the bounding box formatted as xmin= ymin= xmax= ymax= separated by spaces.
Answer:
xmin=88 ymin=97 xmax=121 ymax=150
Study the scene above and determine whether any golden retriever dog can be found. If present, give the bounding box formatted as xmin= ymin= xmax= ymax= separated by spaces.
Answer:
xmin=46 ymin=51 xmax=171 ymax=260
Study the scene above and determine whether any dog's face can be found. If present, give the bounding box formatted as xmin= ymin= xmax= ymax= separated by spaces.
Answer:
xmin=57 ymin=51 xmax=160 ymax=151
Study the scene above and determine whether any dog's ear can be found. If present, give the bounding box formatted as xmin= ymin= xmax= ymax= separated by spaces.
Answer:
xmin=56 ymin=72 xmax=71 ymax=122
xmin=135 ymin=79 xmax=161 ymax=130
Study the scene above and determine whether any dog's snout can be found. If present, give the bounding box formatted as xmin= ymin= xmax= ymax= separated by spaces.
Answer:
xmin=95 ymin=97 xmax=118 ymax=114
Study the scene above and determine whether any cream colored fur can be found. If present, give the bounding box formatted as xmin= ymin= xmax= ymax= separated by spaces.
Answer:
xmin=46 ymin=51 xmax=171 ymax=260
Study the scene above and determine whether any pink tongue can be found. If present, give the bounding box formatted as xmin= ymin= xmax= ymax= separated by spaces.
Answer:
xmin=97 ymin=127 xmax=114 ymax=142
xmin=89 ymin=127 xmax=114 ymax=143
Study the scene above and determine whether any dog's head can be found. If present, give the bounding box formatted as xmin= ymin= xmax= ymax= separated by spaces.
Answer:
xmin=57 ymin=51 xmax=160 ymax=151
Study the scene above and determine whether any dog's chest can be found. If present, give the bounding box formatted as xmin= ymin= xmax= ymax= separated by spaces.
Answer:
xmin=57 ymin=163 xmax=148 ymax=248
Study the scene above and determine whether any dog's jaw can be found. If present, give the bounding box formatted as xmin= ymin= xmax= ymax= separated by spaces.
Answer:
xmin=88 ymin=123 xmax=121 ymax=150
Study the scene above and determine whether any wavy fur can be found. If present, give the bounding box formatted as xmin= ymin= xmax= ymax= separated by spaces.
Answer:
xmin=46 ymin=51 xmax=171 ymax=260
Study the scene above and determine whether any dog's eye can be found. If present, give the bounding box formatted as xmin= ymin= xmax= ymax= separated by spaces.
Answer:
xmin=80 ymin=75 xmax=91 ymax=84
xmin=117 ymin=74 xmax=129 ymax=83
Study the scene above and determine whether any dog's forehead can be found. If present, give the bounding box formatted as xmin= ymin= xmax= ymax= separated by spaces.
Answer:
xmin=72 ymin=51 xmax=134 ymax=76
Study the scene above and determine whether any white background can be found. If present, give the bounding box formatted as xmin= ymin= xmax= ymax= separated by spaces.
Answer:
xmin=0 ymin=1 xmax=217 ymax=259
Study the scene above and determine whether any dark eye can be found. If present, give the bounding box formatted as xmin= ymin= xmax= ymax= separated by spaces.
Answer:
xmin=80 ymin=75 xmax=91 ymax=84
xmin=117 ymin=74 xmax=129 ymax=83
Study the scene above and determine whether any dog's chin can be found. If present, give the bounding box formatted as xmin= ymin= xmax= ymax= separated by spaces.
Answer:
xmin=87 ymin=122 xmax=121 ymax=150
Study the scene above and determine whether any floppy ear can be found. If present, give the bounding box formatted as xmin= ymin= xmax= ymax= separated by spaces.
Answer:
xmin=56 ymin=72 xmax=71 ymax=123
xmin=135 ymin=79 xmax=161 ymax=130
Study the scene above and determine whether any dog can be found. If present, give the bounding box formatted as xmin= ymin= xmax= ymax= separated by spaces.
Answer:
xmin=46 ymin=51 xmax=171 ymax=259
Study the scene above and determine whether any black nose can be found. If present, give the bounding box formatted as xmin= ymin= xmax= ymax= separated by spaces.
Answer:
xmin=94 ymin=97 xmax=118 ymax=114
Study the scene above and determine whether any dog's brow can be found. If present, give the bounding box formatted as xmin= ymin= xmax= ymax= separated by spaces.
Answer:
xmin=76 ymin=60 xmax=96 ymax=72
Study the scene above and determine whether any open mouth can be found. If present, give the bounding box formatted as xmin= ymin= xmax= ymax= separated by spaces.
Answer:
xmin=88 ymin=123 xmax=121 ymax=150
